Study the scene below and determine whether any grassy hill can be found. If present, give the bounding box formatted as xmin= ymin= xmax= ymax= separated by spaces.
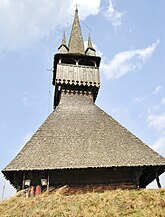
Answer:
xmin=0 ymin=187 xmax=165 ymax=217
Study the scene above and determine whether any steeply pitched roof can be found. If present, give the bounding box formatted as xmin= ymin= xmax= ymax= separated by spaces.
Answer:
xmin=68 ymin=9 xmax=84 ymax=54
xmin=59 ymin=32 xmax=67 ymax=47
xmin=58 ymin=32 xmax=69 ymax=53
xmin=85 ymin=33 xmax=96 ymax=56
xmin=3 ymin=92 xmax=165 ymax=172
xmin=87 ymin=33 xmax=94 ymax=50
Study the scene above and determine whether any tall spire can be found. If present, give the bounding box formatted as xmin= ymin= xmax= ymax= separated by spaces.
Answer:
xmin=68 ymin=8 xmax=84 ymax=54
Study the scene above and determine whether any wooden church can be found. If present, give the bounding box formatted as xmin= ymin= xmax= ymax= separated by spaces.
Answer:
xmin=2 ymin=9 xmax=165 ymax=192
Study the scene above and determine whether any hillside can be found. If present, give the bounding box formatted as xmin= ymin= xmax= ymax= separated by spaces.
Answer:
xmin=0 ymin=187 xmax=165 ymax=217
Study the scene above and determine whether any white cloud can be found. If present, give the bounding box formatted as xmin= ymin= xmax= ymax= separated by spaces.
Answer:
xmin=22 ymin=91 xmax=43 ymax=107
xmin=132 ymin=85 xmax=163 ymax=105
xmin=68 ymin=0 xmax=101 ymax=20
xmin=147 ymin=113 xmax=165 ymax=130
xmin=105 ymin=0 xmax=125 ymax=26
xmin=152 ymin=85 xmax=162 ymax=94
xmin=132 ymin=95 xmax=147 ymax=104
xmin=101 ymin=40 xmax=159 ymax=80
xmin=146 ymin=96 xmax=165 ymax=132
xmin=23 ymin=92 xmax=32 ymax=106
xmin=151 ymin=136 xmax=165 ymax=152
xmin=161 ymin=97 xmax=165 ymax=105
xmin=0 ymin=0 xmax=101 ymax=51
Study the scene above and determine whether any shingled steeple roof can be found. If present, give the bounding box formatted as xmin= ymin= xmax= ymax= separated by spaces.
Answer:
xmin=87 ymin=33 xmax=94 ymax=49
xmin=61 ymin=32 xmax=67 ymax=46
xmin=68 ymin=8 xmax=84 ymax=54
xmin=58 ymin=32 xmax=69 ymax=53
xmin=85 ymin=33 xmax=96 ymax=56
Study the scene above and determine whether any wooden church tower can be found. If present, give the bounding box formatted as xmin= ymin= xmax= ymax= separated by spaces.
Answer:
xmin=2 ymin=9 xmax=165 ymax=191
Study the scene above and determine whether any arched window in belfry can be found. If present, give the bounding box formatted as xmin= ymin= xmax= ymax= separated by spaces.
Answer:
xmin=61 ymin=58 xmax=76 ymax=65
xmin=79 ymin=59 xmax=95 ymax=66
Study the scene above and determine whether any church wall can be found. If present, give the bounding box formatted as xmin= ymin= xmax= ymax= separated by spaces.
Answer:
xmin=49 ymin=167 xmax=136 ymax=187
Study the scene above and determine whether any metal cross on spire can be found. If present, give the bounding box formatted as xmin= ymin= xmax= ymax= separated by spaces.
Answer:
xmin=74 ymin=3 xmax=80 ymax=12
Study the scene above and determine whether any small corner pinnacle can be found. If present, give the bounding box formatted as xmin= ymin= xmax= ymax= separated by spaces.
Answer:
xmin=62 ymin=31 xmax=66 ymax=45
xmin=87 ymin=33 xmax=93 ymax=49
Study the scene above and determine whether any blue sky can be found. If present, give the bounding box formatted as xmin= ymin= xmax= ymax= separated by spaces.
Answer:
xmin=0 ymin=0 xmax=165 ymax=199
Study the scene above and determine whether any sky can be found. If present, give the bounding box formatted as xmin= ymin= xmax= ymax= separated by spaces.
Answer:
xmin=0 ymin=0 xmax=165 ymax=200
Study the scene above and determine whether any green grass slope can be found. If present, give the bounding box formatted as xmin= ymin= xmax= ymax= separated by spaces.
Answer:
xmin=0 ymin=188 xmax=165 ymax=217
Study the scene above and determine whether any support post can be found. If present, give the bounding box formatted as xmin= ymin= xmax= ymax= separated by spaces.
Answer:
xmin=1 ymin=181 xmax=5 ymax=201
xmin=22 ymin=172 xmax=25 ymax=190
xmin=47 ymin=172 xmax=50 ymax=191
xmin=134 ymin=168 xmax=144 ymax=189
xmin=155 ymin=170 xmax=161 ymax=188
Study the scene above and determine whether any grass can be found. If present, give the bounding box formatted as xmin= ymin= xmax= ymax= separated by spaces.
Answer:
xmin=0 ymin=187 xmax=165 ymax=217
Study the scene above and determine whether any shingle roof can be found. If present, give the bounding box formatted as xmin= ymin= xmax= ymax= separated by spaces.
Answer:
xmin=3 ymin=92 xmax=165 ymax=172
xmin=58 ymin=32 xmax=68 ymax=49
xmin=68 ymin=9 xmax=84 ymax=54
xmin=87 ymin=33 xmax=94 ymax=50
